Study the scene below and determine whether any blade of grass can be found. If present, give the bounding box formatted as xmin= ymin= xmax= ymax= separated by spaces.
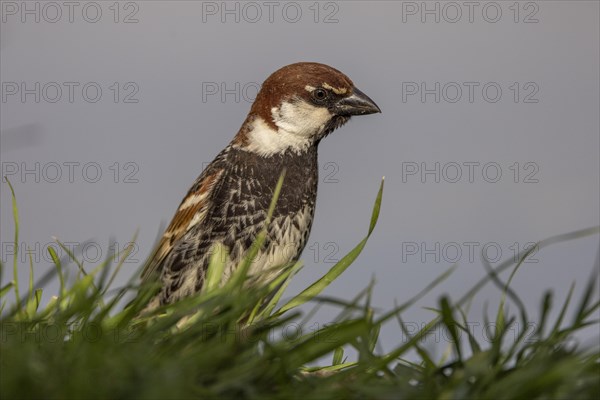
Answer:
xmin=25 ymin=250 xmax=37 ymax=317
xmin=375 ymin=264 xmax=457 ymax=326
xmin=550 ymin=283 xmax=575 ymax=337
xmin=5 ymin=179 xmax=21 ymax=310
xmin=572 ymin=263 xmax=599 ymax=326
xmin=253 ymin=261 xmax=303 ymax=321
xmin=480 ymin=252 xmax=528 ymax=334
xmin=104 ymin=236 xmax=138 ymax=292
xmin=53 ymin=238 xmax=105 ymax=302
xmin=202 ymin=242 xmax=228 ymax=294
xmin=53 ymin=237 xmax=89 ymax=278
xmin=494 ymin=242 xmax=537 ymax=332
xmin=456 ymin=226 xmax=600 ymax=311
xmin=440 ymin=296 xmax=463 ymax=363
xmin=47 ymin=247 xmax=65 ymax=298
xmin=277 ymin=178 xmax=384 ymax=314
xmin=332 ymin=346 xmax=344 ymax=365
xmin=0 ymin=282 xmax=14 ymax=297
xmin=282 ymin=319 xmax=370 ymax=370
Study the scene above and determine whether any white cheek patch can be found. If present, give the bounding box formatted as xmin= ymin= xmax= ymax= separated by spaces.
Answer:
xmin=243 ymin=116 xmax=314 ymax=156
xmin=237 ymin=99 xmax=334 ymax=156
xmin=272 ymin=100 xmax=332 ymax=138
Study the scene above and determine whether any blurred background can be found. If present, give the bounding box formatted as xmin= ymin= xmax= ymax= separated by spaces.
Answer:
xmin=1 ymin=1 xmax=598 ymax=356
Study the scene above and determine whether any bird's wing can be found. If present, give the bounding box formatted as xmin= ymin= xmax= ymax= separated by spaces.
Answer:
xmin=141 ymin=166 xmax=225 ymax=283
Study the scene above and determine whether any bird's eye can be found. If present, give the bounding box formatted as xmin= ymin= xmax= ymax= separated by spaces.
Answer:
xmin=312 ymin=88 xmax=328 ymax=102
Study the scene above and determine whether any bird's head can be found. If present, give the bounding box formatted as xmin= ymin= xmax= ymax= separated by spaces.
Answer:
xmin=234 ymin=62 xmax=381 ymax=156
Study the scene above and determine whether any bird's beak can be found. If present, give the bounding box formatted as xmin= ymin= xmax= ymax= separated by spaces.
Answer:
xmin=334 ymin=87 xmax=381 ymax=116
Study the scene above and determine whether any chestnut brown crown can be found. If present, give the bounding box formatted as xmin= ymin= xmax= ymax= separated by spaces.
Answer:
xmin=250 ymin=62 xmax=380 ymax=129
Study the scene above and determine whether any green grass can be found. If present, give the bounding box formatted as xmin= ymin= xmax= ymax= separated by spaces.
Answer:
xmin=1 ymin=178 xmax=599 ymax=400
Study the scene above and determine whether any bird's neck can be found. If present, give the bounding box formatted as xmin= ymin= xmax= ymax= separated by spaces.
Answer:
xmin=231 ymin=114 xmax=317 ymax=157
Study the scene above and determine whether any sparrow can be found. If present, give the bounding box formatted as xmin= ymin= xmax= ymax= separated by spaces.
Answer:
xmin=141 ymin=62 xmax=380 ymax=310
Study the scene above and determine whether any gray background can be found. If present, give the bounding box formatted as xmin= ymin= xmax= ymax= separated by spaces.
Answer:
xmin=1 ymin=1 xmax=599 ymax=357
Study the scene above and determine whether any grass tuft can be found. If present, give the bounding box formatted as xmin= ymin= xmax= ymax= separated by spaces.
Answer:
xmin=1 ymin=178 xmax=599 ymax=399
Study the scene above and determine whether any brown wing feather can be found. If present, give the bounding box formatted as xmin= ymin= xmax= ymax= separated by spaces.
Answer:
xmin=141 ymin=169 xmax=224 ymax=282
